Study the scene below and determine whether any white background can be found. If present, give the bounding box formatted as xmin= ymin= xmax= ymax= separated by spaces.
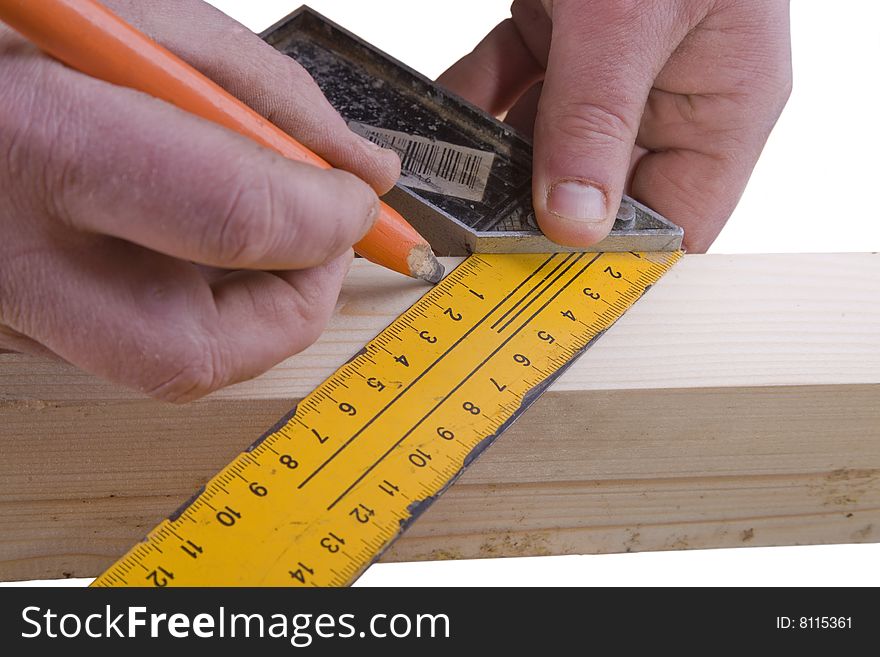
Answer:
xmin=5 ymin=0 xmax=878 ymax=587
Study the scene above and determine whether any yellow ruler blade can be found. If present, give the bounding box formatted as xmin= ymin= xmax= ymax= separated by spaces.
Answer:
xmin=92 ymin=250 xmax=682 ymax=587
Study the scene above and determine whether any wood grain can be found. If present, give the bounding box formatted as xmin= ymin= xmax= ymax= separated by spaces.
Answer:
xmin=1 ymin=254 xmax=878 ymax=581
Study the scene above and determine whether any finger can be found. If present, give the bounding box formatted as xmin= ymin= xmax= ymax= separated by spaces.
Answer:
xmin=510 ymin=0 xmax=552 ymax=68
xmin=6 ymin=55 xmax=378 ymax=271
xmin=176 ymin=250 xmax=353 ymax=399
xmin=633 ymin=92 xmax=776 ymax=253
xmin=103 ymin=0 xmax=400 ymax=194
xmin=437 ymin=19 xmax=542 ymax=116
xmin=3 ymin=235 xmax=351 ymax=403
xmin=155 ymin=249 xmax=352 ymax=402
xmin=504 ymin=82 xmax=542 ymax=139
xmin=625 ymin=144 xmax=650 ymax=195
xmin=631 ymin=4 xmax=792 ymax=253
xmin=530 ymin=1 xmax=689 ymax=246
xmin=630 ymin=150 xmax=747 ymax=253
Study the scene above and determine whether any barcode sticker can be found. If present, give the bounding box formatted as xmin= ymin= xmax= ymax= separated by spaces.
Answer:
xmin=349 ymin=121 xmax=495 ymax=202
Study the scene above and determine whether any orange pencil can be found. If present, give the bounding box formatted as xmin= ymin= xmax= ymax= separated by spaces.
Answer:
xmin=0 ymin=0 xmax=444 ymax=283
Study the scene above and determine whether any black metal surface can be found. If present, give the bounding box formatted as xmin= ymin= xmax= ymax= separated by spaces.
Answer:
xmin=263 ymin=7 xmax=532 ymax=226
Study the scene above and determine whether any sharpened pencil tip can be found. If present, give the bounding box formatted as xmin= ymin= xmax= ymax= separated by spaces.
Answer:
xmin=416 ymin=257 xmax=446 ymax=284
xmin=407 ymin=244 xmax=445 ymax=284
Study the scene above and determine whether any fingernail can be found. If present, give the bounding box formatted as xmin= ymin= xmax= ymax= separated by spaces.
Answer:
xmin=547 ymin=180 xmax=608 ymax=224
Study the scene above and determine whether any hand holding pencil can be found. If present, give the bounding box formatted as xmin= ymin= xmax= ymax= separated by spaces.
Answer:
xmin=0 ymin=0 xmax=443 ymax=284
xmin=0 ymin=0 xmax=440 ymax=402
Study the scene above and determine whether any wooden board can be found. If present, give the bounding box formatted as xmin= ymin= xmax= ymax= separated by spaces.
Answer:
xmin=1 ymin=253 xmax=879 ymax=581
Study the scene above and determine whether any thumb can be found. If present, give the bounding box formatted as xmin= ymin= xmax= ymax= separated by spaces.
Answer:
xmin=532 ymin=0 xmax=680 ymax=246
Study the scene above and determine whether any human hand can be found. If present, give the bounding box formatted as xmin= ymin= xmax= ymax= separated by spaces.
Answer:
xmin=438 ymin=0 xmax=791 ymax=251
xmin=0 ymin=0 xmax=400 ymax=402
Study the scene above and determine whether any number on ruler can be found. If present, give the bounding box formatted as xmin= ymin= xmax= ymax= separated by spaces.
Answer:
xmin=180 ymin=540 xmax=203 ymax=559
xmin=289 ymin=561 xmax=314 ymax=584
xmin=338 ymin=402 xmax=357 ymax=416
xmin=216 ymin=506 xmax=241 ymax=527
xmin=604 ymin=266 xmax=622 ymax=279
xmin=379 ymin=480 xmax=400 ymax=496
xmin=350 ymin=503 xmax=375 ymax=524
xmin=146 ymin=566 xmax=174 ymax=587
xmin=583 ymin=287 xmax=600 ymax=299
xmin=418 ymin=330 xmax=437 ymax=344
xmin=538 ymin=330 xmax=555 ymax=344
xmin=367 ymin=377 xmax=386 ymax=392
xmin=279 ymin=454 xmax=298 ymax=469
xmin=311 ymin=428 xmax=329 ymax=445
xmin=320 ymin=532 xmax=345 ymax=553
xmin=444 ymin=307 xmax=462 ymax=321
xmin=408 ymin=448 xmax=432 ymax=468
xmin=463 ymin=401 xmax=481 ymax=415
xmin=394 ymin=354 xmax=410 ymax=367
xmin=248 ymin=482 xmax=267 ymax=497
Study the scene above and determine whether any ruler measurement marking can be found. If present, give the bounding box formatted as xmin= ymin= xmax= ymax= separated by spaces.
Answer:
xmin=490 ymin=254 xmax=572 ymax=332
xmin=488 ymin=254 xmax=557 ymax=330
xmin=496 ymin=253 xmax=599 ymax=332
xmin=326 ymin=253 xmax=600 ymax=510
xmin=296 ymin=257 xmax=562 ymax=489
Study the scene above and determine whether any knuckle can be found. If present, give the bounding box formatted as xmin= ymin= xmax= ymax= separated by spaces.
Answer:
xmin=243 ymin=274 xmax=311 ymax=332
xmin=593 ymin=0 xmax=643 ymax=22
xmin=288 ymin=296 xmax=330 ymax=351
xmin=0 ymin=60 xmax=88 ymax=225
xmin=292 ymin=283 xmax=329 ymax=327
xmin=547 ymin=99 xmax=636 ymax=149
xmin=1 ymin=109 xmax=32 ymax=190
xmin=243 ymin=48 xmax=326 ymax=129
xmin=279 ymin=273 xmax=341 ymax=351
xmin=776 ymin=68 xmax=793 ymax=107
xmin=211 ymin=172 xmax=282 ymax=267
xmin=556 ymin=0 xmax=651 ymax=33
xmin=242 ymin=274 xmax=331 ymax=358
xmin=0 ymin=63 xmax=47 ymax=200
xmin=294 ymin=318 xmax=326 ymax=354
xmin=46 ymin=143 xmax=86 ymax=230
xmin=142 ymin=337 xmax=223 ymax=403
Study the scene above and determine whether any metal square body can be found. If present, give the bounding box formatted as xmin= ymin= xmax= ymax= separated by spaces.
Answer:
xmin=262 ymin=7 xmax=683 ymax=255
